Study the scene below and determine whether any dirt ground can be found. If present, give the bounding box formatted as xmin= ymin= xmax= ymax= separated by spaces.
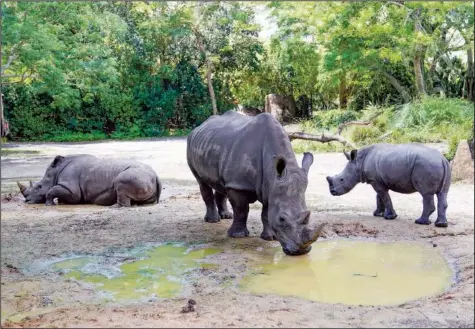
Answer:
xmin=1 ymin=138 xmax=474 ymax=328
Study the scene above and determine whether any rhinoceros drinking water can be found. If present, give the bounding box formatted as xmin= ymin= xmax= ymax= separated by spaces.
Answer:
xmin=187 ymin=111 xmax=325 ymax=256
xmin=17 ymin=154 xmax=161 ymax=207
xmin=326 ymin=143 xmax=451 ymax=227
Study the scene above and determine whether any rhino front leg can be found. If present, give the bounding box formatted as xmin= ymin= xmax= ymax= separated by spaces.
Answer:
xmin=370 ymin=182 xmax=397 ymax=220
xmin=415 ymin=194 xmax=436 ymax=225
xmin=214 ymin=191 xmax=233 ymax=219
xmin=373 ymin=194 xmax=385 ymax=217
xmin=227 ymin=190 xmax=250 ymax=238
xmin=260 ymin=204 xmax=276 ymax=241
xmin=45 ymin=185 xmax=80 ymax=206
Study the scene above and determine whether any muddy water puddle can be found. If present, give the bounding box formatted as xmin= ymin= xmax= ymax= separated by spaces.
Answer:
xmin=45 ymin=244 xmax=222 ymax=301
xmin=240 ymin=239 xmax=453 ymax=306
xmin=33 ymin=239 xmax=453 ymax=307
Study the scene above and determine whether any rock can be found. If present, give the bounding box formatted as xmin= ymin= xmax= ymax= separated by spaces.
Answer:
xmin=451 ymin=140 xmax=474 ymax=183
xmin=264 ymin=94 xmax=297 ymax=123
xmin=181 ymin=299 xmax=196 ymax=313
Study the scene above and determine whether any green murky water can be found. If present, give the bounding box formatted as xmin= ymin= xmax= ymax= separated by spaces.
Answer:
xmin=240 ymin=240 xmax=453 ymax=306
xmin=49 ymin=245 xmax=221 ymax=301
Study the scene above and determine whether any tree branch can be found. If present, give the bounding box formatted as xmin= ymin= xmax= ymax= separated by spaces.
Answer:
xmin=336 ymin=110 xmax=383 ymax=135
xmin=288 ymin=131 xmax=356 ymax=149
xmin=1 ymin=41 xmax=24 ymax=75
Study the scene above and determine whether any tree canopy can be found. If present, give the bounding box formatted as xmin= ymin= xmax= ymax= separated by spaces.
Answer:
xmin=1 ymin=1 xmax=473 ymax=140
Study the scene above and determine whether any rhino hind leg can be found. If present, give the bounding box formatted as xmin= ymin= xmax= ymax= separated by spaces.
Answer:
xmin=434 ymin=192 xmax=448 ymax=228
xmin=214 ymin=191 xmax=233 ymax=219
xmin=226 ymin=189 xmax=250 ymax=238
xmin=197 ymin=182 xmax=220 ymax=223
xmin=415 ymin=194 xmax=436 ymax=225
xmin=373 ymin=194 xmax=385 ymax=217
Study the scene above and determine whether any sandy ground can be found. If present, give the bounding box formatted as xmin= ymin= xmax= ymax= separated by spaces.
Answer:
xmin=0 ymin=138 xmax=474 ymax=328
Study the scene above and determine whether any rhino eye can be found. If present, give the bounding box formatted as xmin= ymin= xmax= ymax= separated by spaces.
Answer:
xmin=37 ymin=184 xmax=42 ymax=189
xmin=340 ymin=178 xmax=344 ymax=182
xmin=279 ymin=216 xmax=285 ymax=223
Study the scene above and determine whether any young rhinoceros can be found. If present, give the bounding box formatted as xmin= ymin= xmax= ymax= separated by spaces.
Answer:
xmin=326 ymin=143 xmax=451 ymax=228
xmin=17 ymin=154 xmax=162 ymax=207
xmin=187 ymin=111 xmax=325 ymax=256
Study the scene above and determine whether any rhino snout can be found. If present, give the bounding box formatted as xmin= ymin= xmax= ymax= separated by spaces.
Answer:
xmin=326 ymin=176 xmax=338 ymax=196
xmin=281 ymin=243 xmax=312 ymax=256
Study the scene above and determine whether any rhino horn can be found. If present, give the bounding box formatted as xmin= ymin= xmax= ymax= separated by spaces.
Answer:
xmin=17 ymin=181 xmax=27 ymax=194
xmin=303 ymin=223 xmax=326 ymax=247
xmin=29 ymin=180 xmax=33 ymax=187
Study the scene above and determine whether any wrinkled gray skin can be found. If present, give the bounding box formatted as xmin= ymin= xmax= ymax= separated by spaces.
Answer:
xmin=17 ymin=154 xmax=161 ymax=207
xmin=187 ymin=111 xmax=325 ymax=256
xmin=326 ymin=143 xmax=451 ymax=228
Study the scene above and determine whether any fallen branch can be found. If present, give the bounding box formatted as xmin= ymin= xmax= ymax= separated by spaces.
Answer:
xmin=337 ymin=111 xmax=384 ymax=135
xmin=378 ymin=131 xmax=393 ymax=140
xmin=288 ymin=131 xmax=356 ymax=149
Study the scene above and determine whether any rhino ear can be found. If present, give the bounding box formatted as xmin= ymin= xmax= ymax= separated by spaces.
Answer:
xmin=343 ymin=151 xmax=351 ymax=161
xmin=301 ymin=152 xmax=314 ymax=175
xmin=350 ymin=150 xmax=357 ymax=162
xmin=51 ymin=155 xmax=65 ymax=168
xmin=273 ymin=155 xmax=287 ymax=178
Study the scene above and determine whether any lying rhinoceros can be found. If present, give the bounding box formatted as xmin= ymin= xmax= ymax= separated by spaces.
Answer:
xmin=17 ymin=154 xmax=162 ymax=207
xmin=326 ymin=143 xmax=451 ymax=227
xmin=187 ymin=111 xmax=325 ymax=256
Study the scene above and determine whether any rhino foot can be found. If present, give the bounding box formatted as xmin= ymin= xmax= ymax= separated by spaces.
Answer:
xmin=227 ymin=228 xmax=249 ymax=238
xmin=415 ymin=218 xmax=431 ymax=225
xmin=204 ymin=213 xmax=220 ymax=223
xmin=260 ymin=231 xmax=276 ymax=241
xmin=373 ymin=210 xmax=385 ymax=217
xmin=384 ymin=212 xmax=397 ymax=220
xmin=110 ymin=203 xmax=123 ymax=209
xmin=434 ymin=218 xmax=448 ymax=228
xmin=219 ymin=210 xmax=233 ymax=219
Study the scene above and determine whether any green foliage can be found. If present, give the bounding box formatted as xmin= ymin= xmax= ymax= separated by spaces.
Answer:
xmin=308 ymin=110 xmax=361 ymax=130
xmin=394 ymin=96 xmax=474 ymax=128
xmin=445 ymin=135 xmax=460 ymax=162
xmin=1 ymin=1 xmax=473 ymax=142
xmin=295 ymin=97 xmax=474 ymax=156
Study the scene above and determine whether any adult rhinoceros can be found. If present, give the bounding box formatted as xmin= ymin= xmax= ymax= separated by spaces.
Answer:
xmin=187 ymin=111 xmax=325 ymax=256
xmin=17 ymin=154 xmax=161 ymax=207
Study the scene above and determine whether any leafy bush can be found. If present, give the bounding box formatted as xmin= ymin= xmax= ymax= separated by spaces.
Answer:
xmin=311 ymin=110 xmax=361 ymax=129
xmin=293 ymin=97 xmax=474 ymax=155
xmin=394 ymin=96 xmax=474 ymax=128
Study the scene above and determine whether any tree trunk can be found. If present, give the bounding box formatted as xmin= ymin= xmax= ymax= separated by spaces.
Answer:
xmin=193 ymin=28 xmax=218 ymax=115
xmin=465 ymin=47 xmax=474 ymax=102
xmin=413 ymin=12 xmax=426 ymax=96
xmin=381 ymin=71 xmax=411 ymax=103
xmin=339 ymin=74 xmax=348 ymax=109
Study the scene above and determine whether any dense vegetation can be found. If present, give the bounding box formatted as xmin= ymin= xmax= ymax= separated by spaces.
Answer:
xmin=1 ymin=1 xmax=474 ymax=145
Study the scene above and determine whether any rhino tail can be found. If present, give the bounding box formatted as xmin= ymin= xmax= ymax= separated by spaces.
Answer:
xmin=439 ymin=157 xmax=451 ymax=193
xmin=156 ymin=177 xmax=162 ymax=204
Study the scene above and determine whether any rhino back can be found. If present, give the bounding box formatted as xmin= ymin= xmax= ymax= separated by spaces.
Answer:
xmin=362 ymin=143 xmax=448 ymax=193
xmin=187 ymin=111 xmax=296 ymax=200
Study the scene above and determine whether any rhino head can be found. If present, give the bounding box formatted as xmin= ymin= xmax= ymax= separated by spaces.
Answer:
xmin=17 ymin=180 xmax=34 ymax=198
xmin=17 ymin=155 xmax=65 ymax=204
xmin=326 ymin=150 xmax=361 ymax=196
xmin=267 ymin=152 xmax=326 ymax=256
